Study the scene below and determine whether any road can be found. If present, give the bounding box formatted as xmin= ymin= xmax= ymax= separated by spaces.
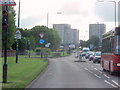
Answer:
xmin=26 ymin=53 xmax=120 ymax=89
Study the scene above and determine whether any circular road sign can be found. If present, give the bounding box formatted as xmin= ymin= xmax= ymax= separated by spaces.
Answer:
xmin=39 ymin=39 xmax=45 ymax=44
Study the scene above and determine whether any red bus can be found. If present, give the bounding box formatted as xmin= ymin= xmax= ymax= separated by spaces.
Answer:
xmin=101 ymin=27 xmax=120 ymax=74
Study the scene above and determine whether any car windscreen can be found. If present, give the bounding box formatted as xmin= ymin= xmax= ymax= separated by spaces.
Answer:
xmin=95 ymin=52 xmax=101 ymax=56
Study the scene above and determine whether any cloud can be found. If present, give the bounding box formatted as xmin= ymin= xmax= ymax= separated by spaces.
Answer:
xmin=20 ymin=16 xmax=43 ymax=28
xmin=94 ymin=2 xmax=115 ymax=22
xmin=61 ymin=0 xmax=81 ymax=15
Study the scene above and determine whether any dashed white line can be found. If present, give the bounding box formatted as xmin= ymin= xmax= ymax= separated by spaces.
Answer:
xmin=104 ymin=74 xmax=110 ymax=79
xmin=94 ymin=68 xmax=98 ymax=70
xmin=104 ymin=80 xmax=117 ymax=88
xmin=94 ymin=74 xmax=101 ymax=79
xmin=99 ymin=71 xmax=103 ymax=74
xmin=84 ymin=68 xmax=89 ymax=71
xmin=112 ymin=80 xmax=120 ymax=87
xmin=88 ymin=70 xmax=93 ymax=73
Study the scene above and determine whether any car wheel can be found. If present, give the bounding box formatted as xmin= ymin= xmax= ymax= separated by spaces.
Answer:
xmin=103 ymin=68 xmax=106 ymax=71
xmin=93 ymin=61 xmax=95 ymax=63
xmin=110 ymin=71 xmax=114 ymax=75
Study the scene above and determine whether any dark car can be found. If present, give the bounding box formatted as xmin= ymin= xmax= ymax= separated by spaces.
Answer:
xmin=93 ymin=52 xmax=101 ymax=63
xmin=85 ymin=51 xmax=94 ymax=59
xmin=89 ymin=52 xmax=95 ymax=61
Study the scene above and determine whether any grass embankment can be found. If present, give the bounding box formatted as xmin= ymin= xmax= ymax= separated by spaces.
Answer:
xmin=2 ymin=56 xmax=49 ymax=88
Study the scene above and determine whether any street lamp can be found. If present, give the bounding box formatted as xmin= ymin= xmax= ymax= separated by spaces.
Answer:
xmin=47 ymin=12 xmax=62 ymax=27
xmin=98 ymin=0 xmax=117 ymax=27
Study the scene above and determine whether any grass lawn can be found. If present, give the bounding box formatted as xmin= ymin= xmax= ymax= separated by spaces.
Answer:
xmin=2 ymin=56 xmax=49 ymax=88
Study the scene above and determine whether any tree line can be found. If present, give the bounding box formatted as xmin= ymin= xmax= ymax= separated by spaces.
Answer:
xmin=2 ymin=7 xmax=61 ymax=52
xmin=80 ymin=36 xmax=100 ymax=50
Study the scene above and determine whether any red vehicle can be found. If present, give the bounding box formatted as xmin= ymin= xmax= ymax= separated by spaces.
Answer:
xmin=101 ymin=27 xmax=120 ymax=74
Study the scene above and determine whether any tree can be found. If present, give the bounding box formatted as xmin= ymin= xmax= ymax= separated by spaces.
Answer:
xmin=48 ymin=29 xmax=61 ymax=50
xmin=80 ymin=40 xmax=87 ymax=48
xmin=12 ymin=29 xmax=36 ymax=52
xmin=86 ymin=36 xmax=100 ymax=50
xmin=2 ymin=7 xmax=16 ymax=50
xmin=31 ymin=26 xmax=61 ymax=50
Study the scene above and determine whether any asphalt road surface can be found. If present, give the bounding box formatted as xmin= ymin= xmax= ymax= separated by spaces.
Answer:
xmin=26 ymin=53 xmax=120 ymax=89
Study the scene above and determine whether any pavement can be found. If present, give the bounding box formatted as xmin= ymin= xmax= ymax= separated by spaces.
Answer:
xmin=26 ymin=53 xmax=120 ymax=89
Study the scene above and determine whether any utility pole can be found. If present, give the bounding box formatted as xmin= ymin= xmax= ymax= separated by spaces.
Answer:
xmin=1 ymin=0 xmax=16 ymax=83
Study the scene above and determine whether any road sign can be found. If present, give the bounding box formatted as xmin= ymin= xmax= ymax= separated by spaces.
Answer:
xmin=39 ymin=39 xmax=45 ymax=44
xmin=45 ymin=44 xmax=49 ymax=48
xmin=45 ymin=43 xmax=51 ymax=47
xmin=39 ymin=33 xmax=44 ymax=38
xmin=14 ymin=30 xmax=21 ymax=39
xmin=0 ymin=0 xmax=16 ymax=6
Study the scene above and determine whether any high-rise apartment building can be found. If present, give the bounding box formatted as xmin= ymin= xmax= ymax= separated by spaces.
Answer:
xmin=89 ymin=24 xmax=106 ymax=41
xmin=71 ymin=29 xmax=79 ymax=45
xmin=118 ymin=1 xmax=120 ymax=26
xmin=53 ymin=24 xmax=79 ymax=46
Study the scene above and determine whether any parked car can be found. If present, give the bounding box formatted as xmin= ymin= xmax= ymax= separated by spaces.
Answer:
xmin=93 ymin=51 xmax=101 ymax=63
xmin=85 ymin=51 xmax=94 ymax=59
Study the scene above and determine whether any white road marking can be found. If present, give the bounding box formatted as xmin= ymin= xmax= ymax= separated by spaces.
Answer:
xmin=104 ymin=74 xmax=110 ymax=79
xmin=112 ymin=80 xmax=120 ymax=87
xmin=94 ymin=68 xmax=98 ymax=70
xmin=99 ymin=71 xmax=103 ymax=74
xmin=94 ymin=74 xmax=101 ymax=79
xmin=84 ymin=68 xmax=89 ymax=71
xmin=88 ymin=70 xmax=93 ymax=73
xmin=104 ymin=80 xmax=117 ymax=88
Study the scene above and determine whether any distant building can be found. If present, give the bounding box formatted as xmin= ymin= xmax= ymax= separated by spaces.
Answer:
xmin=53 ymin=24 xmax=79 ymax=47
xmin=118 ymin=1 xmax=120 ymax=26
xmin=89 ymin=23 xmax=106 ymax=41
xmin=71 ymin=29 xmax=79 ymax=45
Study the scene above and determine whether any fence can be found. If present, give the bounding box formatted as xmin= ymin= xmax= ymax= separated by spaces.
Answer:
xmin=2 ymin=50 xmax=16 ymax=57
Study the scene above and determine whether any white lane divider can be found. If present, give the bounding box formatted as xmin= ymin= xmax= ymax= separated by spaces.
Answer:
xmin=104 ymin=80 xmax=117 ymax=88
xmin=104 ymin=74 xmax=110 ymax=79
xmin=112 ymin=80 xmax=120 ymax=87
xmin=84 ymin=68 xmax=89 ymax=71
xmin=88 ymin=70 xmax=93 ymax=74
xmin=99 ymin=71 xmax=103 ymax=74
xmin=94 ymin=74 xmax=101 ymax=79
xmin=84 ymin=67 xmax=94 ymax=74
xmin=94 ymin=68 xmax=98 ymax=70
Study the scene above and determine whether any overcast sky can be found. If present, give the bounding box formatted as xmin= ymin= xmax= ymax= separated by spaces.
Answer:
xmin=14 ymin=0 xmax=119 ymax=40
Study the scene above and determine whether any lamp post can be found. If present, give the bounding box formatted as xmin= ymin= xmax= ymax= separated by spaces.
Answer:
xmin=98 ymin=0 xmax=117 ymax=27
xmin=47 ymin=12 xmax=62 ymax=27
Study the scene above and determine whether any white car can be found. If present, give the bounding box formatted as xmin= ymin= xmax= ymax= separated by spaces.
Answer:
xmin=93 ymin=51 xmax=101 ymax=63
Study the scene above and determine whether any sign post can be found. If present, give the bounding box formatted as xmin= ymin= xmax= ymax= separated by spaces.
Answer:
xmin=1 ymin=0 xmax=16 ymax=83
xmin=14 ymin=29 xmax=21 ymax=63
xmin=39 ymin=33 xmax=45 ymax=58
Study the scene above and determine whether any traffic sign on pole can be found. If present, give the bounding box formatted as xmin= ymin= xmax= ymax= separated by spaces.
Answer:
xmin=0 ymin=0 xmax=16 ymax=6
xmin=14 ymin=30 xmax=21 ymax=39
xmin=39 ymin=39 xmax=45 ymax=44
xmin=39 ymin=33 xmax=44 ymax=38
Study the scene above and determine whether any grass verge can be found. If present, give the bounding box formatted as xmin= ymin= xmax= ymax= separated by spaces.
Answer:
xmin=2 ymin=56 xmax=49 ymax=88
